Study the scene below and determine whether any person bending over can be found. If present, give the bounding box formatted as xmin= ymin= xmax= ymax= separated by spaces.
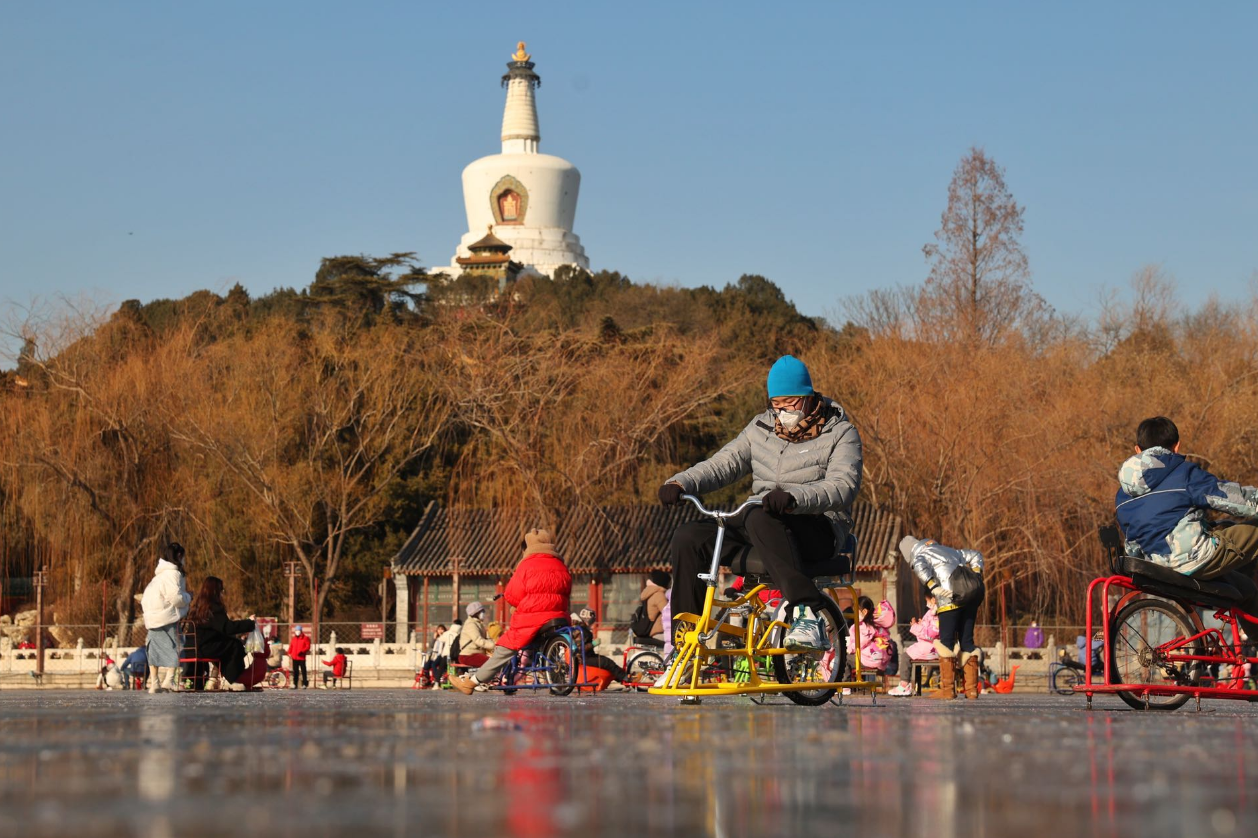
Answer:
xmin=901 ymin=536 xmax=985 ymax=700
xmin=451 ymin=529 xmax=571 ymax=695
xmin=659 ymin=355 xmax=862 ymax=650
xmin=1116 ymin=416 xmax=1258 ymax=614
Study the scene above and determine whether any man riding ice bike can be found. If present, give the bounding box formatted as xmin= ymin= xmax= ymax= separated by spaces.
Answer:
xmin=659 ymin=355 xmax=863 ymax=651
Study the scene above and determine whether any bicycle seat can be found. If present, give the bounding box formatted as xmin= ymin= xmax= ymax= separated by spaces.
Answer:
xmin=1116 ymin=555 xmax=1244 ymax=607
xmin=535 ymin=618 xmax=572 ymax=638
xmin=727 ymin=542 xmax=852 ymax=579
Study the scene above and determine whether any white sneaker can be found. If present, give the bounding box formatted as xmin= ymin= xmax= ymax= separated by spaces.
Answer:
xmin=605 ymin=682 xmax=629 ymax=692
xmin=651 ymin=651 xmax=678 ymax=688
xmin=887 ymin=681 xmax=914 ymax=697
xmin=227 ymin=682 xmax=246 ymax=692
xmin=783 ymin=607 xmax=828 ymax=651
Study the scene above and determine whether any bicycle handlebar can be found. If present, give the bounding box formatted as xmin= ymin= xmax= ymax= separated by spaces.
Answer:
xmin=680 ymin=494 xmax=762 ymax=520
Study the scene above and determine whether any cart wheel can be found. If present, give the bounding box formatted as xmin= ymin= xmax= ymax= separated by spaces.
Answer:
xmin=541 ymin=634 xmax=577 ymax=696
xmin=1054 ymin=668 xmax=1080 ymax=696
xmin=1109 ymin=598 xmax=1199 ymax=711
xmin=626 ymin=650 xmax=664 ymax=692
xmin=772 ymin=596 xmax=848 ymax=706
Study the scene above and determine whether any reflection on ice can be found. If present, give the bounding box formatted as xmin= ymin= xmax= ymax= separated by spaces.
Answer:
xmin=0 ymin=692 xmax=1255 ymax=838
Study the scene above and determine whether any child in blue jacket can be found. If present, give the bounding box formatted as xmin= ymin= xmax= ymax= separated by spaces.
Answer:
xmin=1115 ymin=416 xmax=1258 ymax=614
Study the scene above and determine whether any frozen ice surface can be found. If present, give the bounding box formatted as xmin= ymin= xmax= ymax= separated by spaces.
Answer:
xmin=0 ymin=690 xmax=1256 ymax=837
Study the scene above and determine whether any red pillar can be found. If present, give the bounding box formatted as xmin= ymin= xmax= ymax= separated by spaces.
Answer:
xmin=451 ymin=557 xmax=461 ymax=624
xmin=589 ymin=578 xmax=604 ymax=629
xmin=422 ymin=577 xmax=430 ymax=647
xmin=495 ymin=579 xmax=507 ymax=623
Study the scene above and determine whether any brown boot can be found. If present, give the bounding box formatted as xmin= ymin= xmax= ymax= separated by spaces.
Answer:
xmin=961 ymin=652 xmax=980 ymax=699
xmin=450 ymin=674 xmax=477 ymax=695
xmin=927 ymin=655 xmax=957 ymax=699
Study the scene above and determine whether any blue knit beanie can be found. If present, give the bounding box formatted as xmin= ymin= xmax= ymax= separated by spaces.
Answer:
xmin=766 ymin=356 xmax=814 ymax=398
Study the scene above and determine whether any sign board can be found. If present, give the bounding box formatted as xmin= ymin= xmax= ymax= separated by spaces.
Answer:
xmin=254 ymin=617 xmax=278 ymax=640
xmin=360 ymin=622 xmax=384 ymax=640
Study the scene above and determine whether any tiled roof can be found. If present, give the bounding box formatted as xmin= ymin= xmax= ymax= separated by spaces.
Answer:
xmin=466 ymin=231 xmax=512 ymax=252
xmin=392 ymin=501 xmax=901 ymax=577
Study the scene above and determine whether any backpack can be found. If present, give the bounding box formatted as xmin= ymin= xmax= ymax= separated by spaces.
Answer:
xmin=629 ymin=601 xmax=654 ymax=639
xmin=948 ymin=566 xmax=985 ymax=608
xmin=448 ymin=633 xmax=462 ymax=663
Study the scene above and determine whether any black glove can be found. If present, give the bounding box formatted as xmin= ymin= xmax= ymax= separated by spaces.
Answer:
xmin=763 ymin=488 xmax=794 ymax=516
xmin=658 ymin=483 xmax=684 ymax=507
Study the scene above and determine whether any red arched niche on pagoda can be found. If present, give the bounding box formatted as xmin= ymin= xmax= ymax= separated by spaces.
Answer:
xmin=498 ymin=190 xmax=522 ymax=223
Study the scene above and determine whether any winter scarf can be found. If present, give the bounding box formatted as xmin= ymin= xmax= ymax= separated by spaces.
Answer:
xmin=773 ymin=394 xmax=828 ymax=442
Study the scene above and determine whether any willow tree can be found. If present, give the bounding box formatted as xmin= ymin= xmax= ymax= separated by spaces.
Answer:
xmin=0 ymin=305 xmax=185 ymax=631
xmin=436 ymin=308 xmax=732 ymax=524
xmin=168 ymin=314 xmax=445 ymax=623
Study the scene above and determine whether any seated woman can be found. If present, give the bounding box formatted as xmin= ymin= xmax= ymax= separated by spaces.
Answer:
xmin=456 ymin=603 xmax=495 ymax=670
xmin=185 ymin=576 xmax=257 ymax=692
xmin=419 ymin=624 xmax=453 ymax=688
xmin=451 ymin=528 xmax=571 ymax=695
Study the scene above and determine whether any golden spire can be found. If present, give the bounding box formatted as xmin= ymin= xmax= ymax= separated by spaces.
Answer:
xmin=513 ymin=41 xmax=531 ymax=62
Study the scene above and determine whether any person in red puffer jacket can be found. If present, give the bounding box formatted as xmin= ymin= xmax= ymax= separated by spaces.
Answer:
xmin=320 ymin=648 xmax=348 ymax=688
xmin=452 ymin=528 xmax=571 ymax=695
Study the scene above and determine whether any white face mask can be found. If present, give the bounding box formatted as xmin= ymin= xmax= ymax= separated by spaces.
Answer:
xmin=776 ymin=409 xmax=804 ymax=430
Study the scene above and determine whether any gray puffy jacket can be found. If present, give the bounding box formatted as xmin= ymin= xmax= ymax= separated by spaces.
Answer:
xmin=906 ymin=540 xmax=985 ymax=608
xmin=667 ymin=398 xmax=863 ymax=536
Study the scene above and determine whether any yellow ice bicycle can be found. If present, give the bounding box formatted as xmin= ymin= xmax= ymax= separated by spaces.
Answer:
xmin=650 ymin=495 xmax=878 ymax=706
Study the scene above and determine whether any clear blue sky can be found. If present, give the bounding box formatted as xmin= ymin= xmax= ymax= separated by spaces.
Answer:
xmin=2 ymin=1 xmax=1255 ymax=345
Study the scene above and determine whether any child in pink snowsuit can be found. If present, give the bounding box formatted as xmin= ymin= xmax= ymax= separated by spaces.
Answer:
xmin=906 ymin=595 xmax=940 ymax=661
xmin=848 ymin=597 xmax=895 ymax=687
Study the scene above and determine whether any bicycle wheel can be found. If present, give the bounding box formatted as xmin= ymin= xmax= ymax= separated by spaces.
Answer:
xmin=625 ymin=650 xmax=664 ymax=691
xmin=541 ymin=634 xmax=577 ymax=696
xmin=772 ymin=596 xmax=848 ymax=706
xmin=265 ymin=670 xmax=288 ymax=689
xmin=1109 ymin=598 xmax=1200 ymax=710
xmin=1054 ymin=667 xmax=1080 ymax=696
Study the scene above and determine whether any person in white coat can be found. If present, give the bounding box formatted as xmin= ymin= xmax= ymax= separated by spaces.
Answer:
xmin=141 ymin=543 xmax=192 ymax=693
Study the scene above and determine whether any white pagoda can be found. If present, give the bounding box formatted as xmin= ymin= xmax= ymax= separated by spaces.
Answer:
xmin=440 ymin=42 xmax=589 ymax=279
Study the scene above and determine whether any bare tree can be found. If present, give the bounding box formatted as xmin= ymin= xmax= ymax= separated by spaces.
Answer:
xmin=921 ymin=147 xmax=1042 ymax=344
xmin=436 ymin=310 xmax=730 ymax=525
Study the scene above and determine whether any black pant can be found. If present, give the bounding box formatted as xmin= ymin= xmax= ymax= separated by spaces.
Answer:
xmin=669 ymin=508 xmax=834 ymax=618
xmin=588 ymin=652 xmax=627 ymax=683
xmin=293 ymin=659 xmax=308 ymax=687
xmin=937 ymin=599 xmax=981 ymax=654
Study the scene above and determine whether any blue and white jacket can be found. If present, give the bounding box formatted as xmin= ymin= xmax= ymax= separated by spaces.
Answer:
xmin=1115 ymin=447 xmax=1258 ymax=573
